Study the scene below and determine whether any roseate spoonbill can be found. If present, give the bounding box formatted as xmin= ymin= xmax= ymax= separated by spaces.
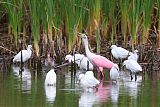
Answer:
xmin=122 ymin=59 xmax=142 ymax=81
xmin=13 ymin=45 xmax=32 ymax=62
xmin=78 ymin=71 xmax=100 ymax=91
xmin=78 ymin=33 xmax=114 ymax=79
xmin=65 ymin=54 xmax=93 ymax=70
xmin=110 ymin=64 xmax=119 ymax=82
xmin=45 ymin=69 xmax=56 ymax=86
xmin=128 ymin=50 xmax=138 ymax=61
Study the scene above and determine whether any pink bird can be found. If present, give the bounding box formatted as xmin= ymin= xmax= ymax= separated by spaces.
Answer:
xmin=78 ymin=33 xmax=114 ymax=79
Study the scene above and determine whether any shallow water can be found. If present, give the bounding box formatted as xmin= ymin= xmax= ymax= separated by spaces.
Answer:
xmin=0 ymin=65 xmax=160 ymax=107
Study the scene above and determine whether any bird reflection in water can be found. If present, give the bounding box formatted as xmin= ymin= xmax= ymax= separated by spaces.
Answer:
xmin=12 ymin=66 xmax=31 ymax=93
xmin=45 ymin=85 xmax=56 ymax=102
xmin=110 ymin=84 xmax=119 ymax=107
xmin=79 ymin=81 xmax=111 ymax=107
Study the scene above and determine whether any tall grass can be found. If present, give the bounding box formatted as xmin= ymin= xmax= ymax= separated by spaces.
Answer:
xmin=1 ymin=0 xmax=160 ymax=57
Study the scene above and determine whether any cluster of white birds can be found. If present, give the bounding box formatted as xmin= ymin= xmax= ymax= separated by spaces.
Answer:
xmin=65 ymin=54 xmax=93 ymax=71
xmin=12 ymin=33 xmax=142 ymax=93
xmin=110 ymin=45 xmax=142 ymax=81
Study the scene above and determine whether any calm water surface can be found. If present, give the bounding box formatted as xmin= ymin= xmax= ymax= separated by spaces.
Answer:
xmin=0 ymin=65 xmax=160 ymax=107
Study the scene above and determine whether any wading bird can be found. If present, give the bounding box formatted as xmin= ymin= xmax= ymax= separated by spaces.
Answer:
xmin=110 ymin=64 xmax=119 ymax=83
xmin=45 ymin=69 xmax=56 ymax=86
xmin=128 ymin=50 xmax=138 ymax=61
xmin=13 ymin=45 xmax=32 ymax=63
xmin=78 ymin=33 xmax=114 ymax=79
xmin=111 ymin=45 xmax=132 ymax=68
xmin=111 ymin=45 xmax=131 ymax=60
xmin=78 ymin=71 xmax=100 ymax=92
xmin=122 ymin=59 xmax=142 ymax=81
xmin=65 ymin=54 xmax=93 ymax=71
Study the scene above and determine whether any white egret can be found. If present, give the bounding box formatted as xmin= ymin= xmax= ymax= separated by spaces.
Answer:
xmin=78 ymin=71 xmax=100 ymax=91
xmin=123 ymin=59 xmax=142 ymax=81
xmin=128 ymin=50 xmax=138 ymax=61
xmin=65 ymin=54 xmax=93 ymax=71
xmin=45 ymin=69 xmax=56 ymax=86
xmin=110 ymin=64 xmax=119 ymax=83
xmin=13 ymin=45 xmax=32 ymax=62
xmin=111 ymin=45 xmax=132 ymax=59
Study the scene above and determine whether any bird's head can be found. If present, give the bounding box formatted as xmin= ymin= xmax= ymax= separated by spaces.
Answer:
xmin=65 ymin=54 xmax=73 ymax=63
xmin=77 ymin=73 xmax=85 ymax=83
xmin=27 ymin=45 xmax=32 ymax=50
xmin=134 ymin=49 xmax=139 ymax=53
xmin=78 ymin=33 xmax=88 ymax=46
xmin=85 ymin=71 xmax=94 ymax=76
xmin=113 ymin=64 xmax=119 ymax=71
xmin=110 ymin=45 xmax=117 ymax=49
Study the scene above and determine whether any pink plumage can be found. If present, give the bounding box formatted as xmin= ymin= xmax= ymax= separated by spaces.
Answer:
xmin=92 ymin=55 xmax=114 ymax=69
xmin=78 ymin=33 xmax=114 ymax=79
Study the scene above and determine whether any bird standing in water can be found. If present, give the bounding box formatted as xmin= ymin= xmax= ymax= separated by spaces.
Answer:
xmin=110 ymin=64 xmax=119 ymax=83
xmin=122 ymin=59 xmax=142 ymax=81
xmin=110 ymin=45 xmax=132 ymax=68
xmin=78 ymin=33 xmax=114 ymax=79
xmin=13 ymin=45 xmax=32 ymax=63
xmin=65 ymin=53 xmax=93 ymax=71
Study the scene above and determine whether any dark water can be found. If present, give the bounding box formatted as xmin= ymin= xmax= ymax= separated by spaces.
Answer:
xmin=0 ymin=65 xmax=160 ymax=107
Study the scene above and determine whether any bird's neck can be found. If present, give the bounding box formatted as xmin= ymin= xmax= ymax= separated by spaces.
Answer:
xmin=84 ymin=43 xmax=92 ymax=57
xmin=27 ymin=48 xmax=32 ymax=55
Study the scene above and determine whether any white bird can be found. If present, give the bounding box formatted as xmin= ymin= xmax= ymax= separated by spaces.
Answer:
xmin=78 ymin=71 xmax=100 ymax=91
xmin=128 ymin=50 xmax=138 ymax=61
xmin=13 ymin=45 xmax=32 ymax=62
xmin=123 ymin=59 xmax=142 ymax=81
xmin=65 ymin=54 xmax=93 ymax=71
xmin=45 ymin=69 xmax=56 ymax=86
xmin=111 ymin=45 xmax=132 ymax=59
xmin=110 ymin=64 xmax=119 ymax=82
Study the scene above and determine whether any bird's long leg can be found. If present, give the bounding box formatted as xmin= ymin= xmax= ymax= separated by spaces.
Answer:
xmin=119 ymin=59 xmax=122 ymax=71
xmin=97 ymin=67 xmax=104 ymax=80
xmin=130 ymin=72 xmax=133 ymax=81
xmin=135 ymin=74 xmax=137 ymax=81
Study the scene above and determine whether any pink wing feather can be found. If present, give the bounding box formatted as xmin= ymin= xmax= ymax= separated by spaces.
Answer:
xmin=92 ymin=55 xmax=114 ymax=69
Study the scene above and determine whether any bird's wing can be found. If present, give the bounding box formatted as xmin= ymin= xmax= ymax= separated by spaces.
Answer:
xmin=92 ymin=55 xmax=114 ymax=69
xmin=127 ymin=60 xmax=142 ymax=72
xmin=13 ymin=50 xmax=29 ymax=62
xmin=117 ymin=47 xmax=130 ymax=58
